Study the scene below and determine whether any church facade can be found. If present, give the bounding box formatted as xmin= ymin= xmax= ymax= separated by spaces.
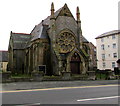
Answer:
xmin=8 ymin=3 xmax=90 ymax=76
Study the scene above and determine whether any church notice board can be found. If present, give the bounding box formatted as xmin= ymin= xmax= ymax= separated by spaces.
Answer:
xmin=39 ymin=65 xmax=46 ymax=74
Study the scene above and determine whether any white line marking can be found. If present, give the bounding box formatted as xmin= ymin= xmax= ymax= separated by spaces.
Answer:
xmin=77 ymin=96 xmax=120 ymax=102
xmin=16 ymin=103 xmax=41 ymax=106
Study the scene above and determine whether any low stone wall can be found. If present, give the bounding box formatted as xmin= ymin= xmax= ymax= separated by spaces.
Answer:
xmin=61 ymin=72 xmax=71 ymax=80
xmin=95 ymin=69 xmax=115 ymax=80
xmin=87 ymin=71 xmax=96 ymax=80
xmin=11 ymin=78 xmax=31 ymax=82
xmin=1 ymin=70 xmax=117 ymax=83
xmin=31 ymin=71 xmax=44 ymax=81
xmin=0 ymin=71 xmax=11 ymax=83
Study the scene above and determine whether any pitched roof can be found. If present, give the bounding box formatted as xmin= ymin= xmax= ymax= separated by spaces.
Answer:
xmin=95 ymin=30 xmax=120 ymax=39
xmin=83 ymin=36 xmax=89 ymax=43
xmin=31 ymin=24 xmax=49 ymax=41
xmin=0 ymin=51 xmax=8 ymax=62
xmin=11 ymin=32 xmax=31 ymax=49
xmin=30 ymin=8 xmax=63 ymax=41
xmin=30 ymin=4 xmax=74 ymax=41
xmin=41 ymin=4 xmax=74 ymax=26
xmin=42 ymin=8 xmax=62 ymax=25
xmin=30 ymin=3 xmax=88 ymax=43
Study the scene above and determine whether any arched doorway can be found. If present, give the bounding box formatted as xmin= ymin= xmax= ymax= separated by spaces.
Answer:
xmin=70 ymin=53 xmax=81 ymax=74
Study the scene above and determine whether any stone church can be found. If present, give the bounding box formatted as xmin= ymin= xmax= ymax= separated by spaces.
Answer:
xmin=8 ymin=3 xmax=90 ymax=76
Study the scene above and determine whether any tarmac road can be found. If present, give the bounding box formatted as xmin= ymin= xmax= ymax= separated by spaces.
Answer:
xmin=1 ymin=84 xmax=119 ymax=105
xmin=2 ymin=80 xmax=119 ymax=91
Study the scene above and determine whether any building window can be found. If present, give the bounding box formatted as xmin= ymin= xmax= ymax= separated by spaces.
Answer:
xmin=101 ymin=44 xmax=105 ymax=50
xmin=102 ymin=54 xmax=105 ymax=59
xmin=108 ymin=45 xmax=110 ymax=48
xmin=112 ymin=62 xmax=115 ymax=68
xmin=103 ymin=62 xmax=106 ymax=68
xmin=112 ymin=35 xmax=115 ymax=39
xmin=113 ymin=43 xmax=116 ymax=49
xmin=101 ymin=38 xmax=104 ymax=42
xmin=108 ymin=54 xmax=110 ymax=57
xmin=94 ymin=49 xmax=96 ymax=52
xmin=113 ymin=53 xmax=117 ymax=58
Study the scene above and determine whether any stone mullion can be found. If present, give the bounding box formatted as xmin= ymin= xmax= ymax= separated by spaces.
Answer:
xmin=24 ymin=50 xmax=26 ymax=74
xmin=35 ymin=46 xmax=37 ymax=71
xmin=28 ymin=48 xmax=30 ymax=74
xmin=37 ymin=45 xmax=39 ymax=68
xmin=31 ymin=47 xmax=33 ymax=72
xmin=41 ymin=47 xmax=43 ymax=64
xmin=39 ymin=47 xmax=41 ymax=65
xmin=66 ymin=59 xmax=70 ymax=72
xmin=11 ymin=49 xmax=14 ymax=73
xmin=33 ymin=45 xmax=35 ymax=71
xmin=38 ymin=45 xmax=40 ymax=66
xmin=9 ymin=49 xmax=12 ymax=71
xmin=58 ymin=60 xmax=62 ymax=73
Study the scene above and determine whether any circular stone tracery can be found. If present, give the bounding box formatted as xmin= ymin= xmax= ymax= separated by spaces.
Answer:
xmin=57 ymin=32 xmax=75 ymax=53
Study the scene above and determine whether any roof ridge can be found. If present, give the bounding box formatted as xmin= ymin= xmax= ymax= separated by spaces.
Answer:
xmin=0 ymin=50 xmax=8 ymax=52
xmin=12 ymin=32 xmax=31 ymax=35
xmin=95 ymin=30 xmax=120 ymax=39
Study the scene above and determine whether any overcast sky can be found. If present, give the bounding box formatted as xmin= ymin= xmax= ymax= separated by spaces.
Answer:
xmin=0 ymin=0 xmax=119 ymax=50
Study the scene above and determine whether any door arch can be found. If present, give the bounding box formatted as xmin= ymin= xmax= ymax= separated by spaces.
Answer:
xmin=70 ymin=52 xmax=81 ymax=74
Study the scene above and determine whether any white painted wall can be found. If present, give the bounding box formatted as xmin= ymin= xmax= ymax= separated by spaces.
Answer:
xmin=96 ymin=34 xmax=119 ymax=70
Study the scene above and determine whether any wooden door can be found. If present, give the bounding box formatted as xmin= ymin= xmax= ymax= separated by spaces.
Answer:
xmin=70 ymin=53 xmax=80 ymax=74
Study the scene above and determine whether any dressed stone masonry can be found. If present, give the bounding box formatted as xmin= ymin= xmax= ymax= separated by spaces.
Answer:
xmin=8 ymin=3 xmax=91 ymax=76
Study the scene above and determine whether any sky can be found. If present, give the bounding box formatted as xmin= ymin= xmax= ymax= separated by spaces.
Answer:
xmin=0 ymin=0 xmax=119 ymax=50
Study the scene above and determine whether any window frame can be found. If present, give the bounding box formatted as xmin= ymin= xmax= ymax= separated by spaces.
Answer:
xmin=112 ymin=43 xmax=116 ymax=49
xmin=113 ymin=53 xmax=117 ymax=58
xmin=103 ymin=62 xmax=106 ymax=68
xmin=101 ymin=44 xmax=105 ymax=50
xmin=112 ymin=35 xmax=115 ymax=39
xmin=102 ymin=54 xmax=105 ymax=59
xmin=112 ymin=62 xmax=115 ymax=68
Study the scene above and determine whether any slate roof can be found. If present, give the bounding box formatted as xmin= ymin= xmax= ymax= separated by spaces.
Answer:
xmin=31 ymin=24 xmax=49 ymax=41
xmin=95 ymin=30 xmax=120 ymax=39
xmin=10 ymin=4 xmax=89 ymax=49
xmin=42 ymin=8 xmax=62 ymax=25
xmin=83 ymin=37 xmax=89 ymax=43
xmin=30 ymin=8 xmax=63 ymax=41
xmin=0 ymin=51 xmax=8 ymax=62
xmin=31 ymin=4 xmax=88 ymax=43
xmin=11 ymin=33 xmax=31 ymax=49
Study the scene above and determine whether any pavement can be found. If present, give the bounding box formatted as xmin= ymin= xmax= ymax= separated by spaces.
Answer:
xmin=1 ymin=80 xmax=119 ymax=91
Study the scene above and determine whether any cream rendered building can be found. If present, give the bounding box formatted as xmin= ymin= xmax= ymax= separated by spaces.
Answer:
xmin=96 ymin=30 xmax=120 ymax=71
xmin=0 ymin=51 xmax=8 ymax=72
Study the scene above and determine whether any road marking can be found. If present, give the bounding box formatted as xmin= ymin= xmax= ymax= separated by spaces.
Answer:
xmin=77 ymin=96 xmax=120 ymax=102
xmin=16 ymin=103 xmax=41 ymax=106
xmin=1 ymin=84 xmax=119 ymax=93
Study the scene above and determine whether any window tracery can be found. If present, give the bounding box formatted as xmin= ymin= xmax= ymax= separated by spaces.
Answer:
xmin=57 ymin=32 xmax=75 ymax=53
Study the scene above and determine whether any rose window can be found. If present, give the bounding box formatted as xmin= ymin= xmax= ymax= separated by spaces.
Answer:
xmin=57 ymin=32 xmax=75 ymax=53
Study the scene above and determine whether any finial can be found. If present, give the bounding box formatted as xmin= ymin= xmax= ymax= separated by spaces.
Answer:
xmin=51 ymin=2 xmax=54 ymax=11
xmin=51 ymin=2 xmax=55 ymax=18
xmin=76 ymin=6 xmax=80 ymax=22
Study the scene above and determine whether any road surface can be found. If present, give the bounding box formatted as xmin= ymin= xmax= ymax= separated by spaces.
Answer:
xmin=1 ymin=84 xmax=119 ymax=105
